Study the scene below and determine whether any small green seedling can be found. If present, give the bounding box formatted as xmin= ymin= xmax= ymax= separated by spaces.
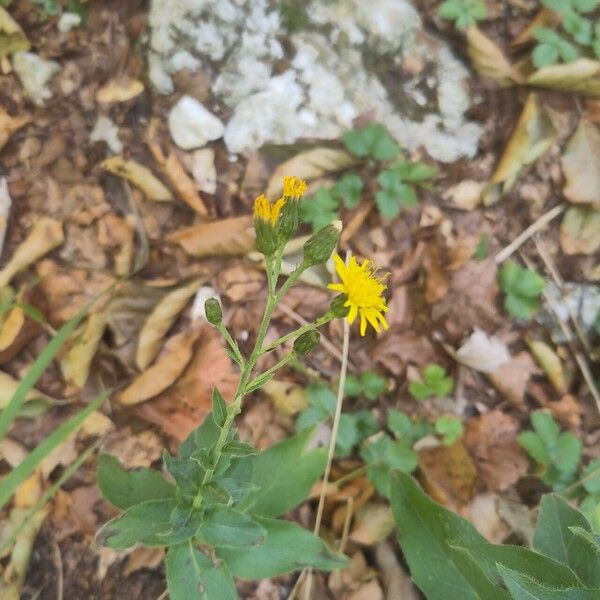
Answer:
xmin=345 ymin=370 xmax=387 ymax=400
xmin=409 ymin=364 xmax=454 ymax=401
xmin=435 ymin=415 xmax=464 ymax=446
xmin=498 ymin=260 xmax=545 ymax=320
xmin=438 ymin=0 xmax=487 ymax=29
xmin=343 ymin=123 xmax=399 ymax=161
xmin=518 ymin=410 xmax=582 ymax=489
xmin=578 ymin=457 xmax=600 ymax=532
xmin=473 ymin=234 xmax=490 ymax=260
xmin=532 ymin=27 xmax=581 ymax=66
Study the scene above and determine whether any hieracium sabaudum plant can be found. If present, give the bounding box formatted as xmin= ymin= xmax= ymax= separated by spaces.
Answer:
xmin=95 ymin=176 xmax=390 ymax=599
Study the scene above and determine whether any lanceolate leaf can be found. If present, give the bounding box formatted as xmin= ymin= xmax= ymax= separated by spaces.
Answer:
xmin=166 ymin=542 xmax=237 ymax=600
xmin=217 ymin=517 xmax=348 ymax=579
xmin=97 ymin=454 xmax=175 ymax=510
xmin=236 ymin=427 xmax=326 ymax=518
xmin=197 ymin=506 xmax=266 ymax=548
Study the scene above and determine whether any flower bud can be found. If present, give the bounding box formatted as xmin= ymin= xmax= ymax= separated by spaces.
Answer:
xmin=277 ymin=198 xmax=299 ymax=241
xmin=303 ymin=221 xmax=342 ymax=267
xmin=293 ymin=330 xmax=320 ymax=356
xmin=204 ymin=297 xmax=222 ymax=325
xmin=329 ymin=294 xmax=350 ymax=318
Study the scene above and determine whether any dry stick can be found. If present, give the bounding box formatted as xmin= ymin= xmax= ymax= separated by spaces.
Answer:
xmin=303 ymin=313 xmax=351 ymax=600
xmin=520 ymin=251 xmax=600 ymax=415
xmin=494 ymin=204 xmax=565 ymax=264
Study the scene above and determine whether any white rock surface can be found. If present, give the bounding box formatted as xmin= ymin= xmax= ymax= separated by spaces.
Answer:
xmin=190 ymin=148 xmax=217 ymax=194
xmin=90 ymin=115 xmax=123 ymax=154
xmin=148 ymin=0 xmax=482 ymax=162
xmin=168 ymin=95 xmax=225 ymax=150
xmin=12 ymin=52 xmax=60 ymax=107
xmin=57 ymin=12 xmax=82 ymax=32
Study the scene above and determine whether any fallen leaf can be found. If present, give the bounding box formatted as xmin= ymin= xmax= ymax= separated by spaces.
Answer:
xmin=418 ymin=441 xmax=477 ymax=510
xmin=442 ymin=180 xmax=484 ymax=211
xmin=0 ymin=217 xmax=63 ymax=288
xmin=329 ymin=551 xmax=382 ymax=600
xmin=69 ymin=485 xmax=100 ymax=536
xmin=527 ymin=340 xmax=566 ymax=393
xmin=79 ymin=410 xmax=114 ymax=438
xmin=422 ymin=243 xmax=449 ymax=304
xmin=262 ymin=379 xmax=308 ymax=416
xmin=218 ymin=263 xmax=264 ymax=302
xmin=349 ymin=502 xmax=395 ymax=546
xmin=0 ymin=6 xmax=29 ymax=57
xmin=266 ymin=147 xmax=357 ymax=199
xmin=96 ymin=213 xmax=135 ymax=276
xmin=102 ymin=427 xmax=163 ymax=468
xmin=96 ymin=77 xmax=144 ymax=105
xmin=464 ymin=410 xmax=529 ymax=491
xmin=466 ymin=26 xmax=521 ymax=87
xmin=61 ymin=311 xmax=107 ymax=388
xmin=466 ymin=493 xmax=509 ymax=543
xmin=375 ymin=541 xmax=420 ymax=600
xmin=123 ymin=547 xmax=164 ymax=576
xmin=147 ymin=128 xmax=209 ymax=216
xmin=136 ymin=277 xmax=205 ymax=370
xmin=372 ymin=331 xmax=436 ymax=376
xmin=0 ymin=305 xmax=25 ymax=352
xmin=483 ymin=94 xmax=557 ymax=205
xmin=117 ymin=328 xmax=200 ymax=406
xmin=14 ymin=472 xmax=41 ymax=509
xmin=0 ymin=370 xmax=56 ymax=409
xmin=0 ymin=108 xmax=30 ymax=153
xmin=527 ymin=59 xmax=600 ymax=97
xmin=561 ymin=119 xmax=600 ymax=205
xmin=167 ymin=216 xmax=255 ymax=258
xmin=101 ymin=156 xmax=173 ymax=201
xmin=560 ymin=207 xmax=600 ymax=255
xmin=454 ymin=328 xmax=511 ymax=374
xmin=487 ymin=351 xmax=537 ymax=409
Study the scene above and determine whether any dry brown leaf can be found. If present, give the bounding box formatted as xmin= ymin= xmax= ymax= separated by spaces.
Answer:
xmin=0 ymin=107 xmax=30 ymax=152
xmin=136 ymin=277 xmax=205 ymax=370
xmin=262 ymin=379 xmax=308 ymax=416
xmin=96 ymin=77 xmax=144 ymax=105
xmin=96 ymin=213 xmax=135 ymax=276
xmin=136 ymin=325 xmax=238 ymax=440
xmin=102 ymin=427 xmax=163 ymax=468
xmin=422 ymin=243 xmax=449 ymax=303
xmin=560 ymin=207 xmax=600 ymax=255
xmin=0 ymin=305 xmax=24 ymax=352
xmin=79 ymin=410 xmax=114 ymax=439
xmin=123 ymin=547 xmax=164 ymax=576
xmin=349 ymin=503 xmax=395 ymax=546
xmin=167 ymin=216 xmax=255 ymax=258
xmin=527 ymin=340 xmax=566 ymax=393
xmin=0 ymin=6 xmax=29 ymax=57
xmin=372 ymin=331 xmax=436 ymax=375
xmin=0 ymin=217 xmax=63 ymax=288
xmin=483 ymin=94 xmax=557 ymax=205
xmin=464 ymin=410 xmax=529 ymax=492
xmin=466 ymin=493 xmax=509 ymax=543
xmin=418 ymin=441 xmax=477 ymax=510
xmin=561 ymin=119 xmax=600 ymax=205
xmin=101 ymin=156 xmax=173 ymax=201
xmin=117 ymin=328 xmax=200 ymax=406
xmin=14 ymin=472 xmax=42 ymax=509
xmin=487 ymin=351 xmax=538 ymax=409
xmin=266 ymin=147 xmax=357 ymax=199
xmin=454 ymin=328 xmax=511 ymax=374
xmin=466 ymin=26 xmax=521 ymax=87
xmin=527 ymin=59 xmax=600 ymax=97
xmin=0 ymin=371 xmax=56 ymax=409
xmin=442 ymin=180 xmax=484 ymax=211
xmin=61 ymin=311 xmax=107 ymax=389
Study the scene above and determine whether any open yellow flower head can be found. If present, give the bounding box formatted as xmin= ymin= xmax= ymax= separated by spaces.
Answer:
xmin=328 ymin=254 xmax=389 ymax=336
xmin=282 ymin=176 xmax=307 ymax=198
xmin=254 ymin=194 xmax=285 ymax=226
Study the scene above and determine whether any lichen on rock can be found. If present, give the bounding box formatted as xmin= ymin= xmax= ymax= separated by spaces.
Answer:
xmin=148 ymin=0 xmax=482 ymax=162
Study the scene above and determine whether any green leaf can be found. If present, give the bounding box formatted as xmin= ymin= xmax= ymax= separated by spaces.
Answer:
xmin=212 ymin=388 xmax=227 ymax=428
xmin=217 ymin=517 xmax=348 ymax=579
xmin=532 ymin=411 xmax=561 ymax=448
xmin=435 ymin=416 xmax=464 ymax=446
xmin=552 ymin=432 xmax=582 ymax=476
xmin=438 ymin=0 xmax=487 ymax=28
xmin=505 ymin=294 xmax=542 ymax=319
xmin=518 ymin=431 xmax=551 ymax=465
xmin=409 ymin=364 xmax=454 ymax=400
xmin=498 ymin=565 xmax=600 ymax=600
xmin=166 ymin=542 xmax=237 ymax=600
xmin=388 ymin=410 xmax=413 ymax=440
xmin=296 ymin=405 xmax=328 ymax=430
xmin=197 ymin=506 xmax=266 ymax=547
xmin=582 ymin=458 xmax=600 ymax=495
xmin=336 ymin=413 xmax=360 ymax=457
xmin=236 ymin=427 xmax=326 ymax=518
xmin=344 ymin=374 xmax=363 ymax=397
xmin=533 ymin=43 xmax=560 ymax=67
xmin=499 ymin=262 xmax=545 ymax=320
xmin=96 ymin=498 xmax=177 ymax=549
xmin=579 ymin=497 xmax=600 ymax=533
xmin=97 ymin=454 xmax=175 ymax=510
xmin=300 ymin=188 xmax=339 ymax=231
xmin=390 ymin=471 xmax=508 ymax=600
xmin=331 ymin=173 xmax=363 ymax=209
xmin=360 ymin=370 xmax=387 ymax=400
xmin=179 ymin=411 xmax=221 ymax=459
xmin=343 ymin=123 xmax=399 ymax=161
xmin=533 ymin=494 xmax=600 ymax=587
xmin=307 ymin=382 xmax=337 ymax=413
xmin=375 ymin=190 xmax=400 ymax=219
xmin=222 ymin=440 xmax=258 ymax=458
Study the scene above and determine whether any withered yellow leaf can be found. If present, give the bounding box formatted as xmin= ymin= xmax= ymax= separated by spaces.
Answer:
xmin=168 ymin=215 xmax=255 ymax=258
xmin=117 ymin=329 xmax=198 ymax=406
xmin=0 ymin=217 xmax=63 ymax=288
xmin=0 ymin=6 xmax=30 ymax=57
xmin=266 ymin=147 xmax=357 ymax=200
xmin=527 ymin=340 xmax=567 ymax=393
xmin=527 ymin=59 xmax=600 ymax=97
xmin=466 ymin=26 xmax=521 ymax=87
xmin=61 ymin=311 xmax=107 ymax=389
xmin=560 ymin=207 xmax=600 ymax=255
xmin=0 ymin=107 xmax=30 ymax=152
xmin=483 ymin=94 xmax=556 ymax=205
xmin=96 ymin=77 xmax=144 ymax=105
xmin=136 ymin=277 xmax=205 ymax=370
xmin=561 ymin=119 xmax=600 ymax=205
xmin=101 ymin=156 xmax=173 ymax=201
xmin=262 ymin=379 xmax=308 ymax=416
xmin=0 ymin=370 xmax=56 ymax=409
xmin=0 ymin=305 xmax=24 ymax=352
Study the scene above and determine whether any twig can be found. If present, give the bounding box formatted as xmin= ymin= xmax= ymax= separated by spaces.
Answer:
xmin=494 ymin=204 xmax=565 ymax=264
xmin=520 ymin=251 xmax=600 ymax=415
xmin=156 ymin=591 xmax=168 ymax=600
xmin=303 ymin=287 xmax=351 ymax=600
xmin=50 ymin=533 xmax=63 ymax=600
xmin=338 ymin=496 xmax=354 ymax=554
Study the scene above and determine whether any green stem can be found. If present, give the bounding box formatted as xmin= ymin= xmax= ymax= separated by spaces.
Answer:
xmin=218 ymin=324 xmax=245 ymax=367
xmin=275 ymin=260 xmax=307 ymax=301
xmin=246 ymin=352 xmax=297 ymax=392
xmin=262 ymin=314 xmax=334 ymax=354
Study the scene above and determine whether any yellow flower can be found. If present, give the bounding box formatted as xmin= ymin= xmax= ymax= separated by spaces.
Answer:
xmin=254 ymin=194 xmax=285 ymax=225
xmin=282 ymin=176 xmax=307 ymax=198
xmin=328 ymin=254 xmax=389 ymax=336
